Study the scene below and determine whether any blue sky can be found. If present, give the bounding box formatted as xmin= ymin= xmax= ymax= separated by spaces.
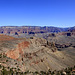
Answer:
xmin=0 ymin=0 xmax=75 ymax=27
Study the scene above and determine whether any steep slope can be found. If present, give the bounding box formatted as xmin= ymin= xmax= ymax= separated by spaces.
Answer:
xmin=0 ymin=35 xmax=75 ymax=72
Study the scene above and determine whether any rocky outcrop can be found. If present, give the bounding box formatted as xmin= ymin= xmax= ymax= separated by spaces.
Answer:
xmin=0 ymin=35 xmax=75 ymax=72
xmin=6 ymin=41 xmax=30 ymax=59
xmin=55 ymin=43 xmax=72 ymax=48
xmin=48 ymin=33 xmax=56 ymax=37
xmin=58 ymin=31 xmax=75 ymax=36
xmin=6 ymin=38 xmax=57 ymax=60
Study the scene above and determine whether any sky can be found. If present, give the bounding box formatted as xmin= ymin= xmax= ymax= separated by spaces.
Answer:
xmin=0 ymin=0 xmax=75 ymax=27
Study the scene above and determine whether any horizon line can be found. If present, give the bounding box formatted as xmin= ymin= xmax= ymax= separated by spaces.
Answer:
xmin=0 ymin=25 xmax=75 ymax=28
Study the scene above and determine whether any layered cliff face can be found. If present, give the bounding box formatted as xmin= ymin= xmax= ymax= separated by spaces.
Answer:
xmin=0 ymin=34 xmax=75 ymax=72
xmin=0 ymin=26 xmax=72 ymax=35
xmin=6 ymin=41 xmax=30 ymax=59
xmin=5 ymin=38 xmax=57 ymax=60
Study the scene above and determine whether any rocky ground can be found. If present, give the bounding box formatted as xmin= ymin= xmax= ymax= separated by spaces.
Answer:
xmin=0 ymin=34 xmax=75 ymax=73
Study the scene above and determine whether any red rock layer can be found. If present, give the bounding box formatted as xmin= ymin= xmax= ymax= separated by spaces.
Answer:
xmin=6 ymin=41 xmax=30 ymax=59
xmin=0 ymin=34 xmax=15 ymax=41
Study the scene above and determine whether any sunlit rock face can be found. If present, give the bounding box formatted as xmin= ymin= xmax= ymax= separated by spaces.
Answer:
xmin=5 ymin=37 xmax=57 ymax=60
xmin=6 ymin=41 xmax=30 ymax=59
xmin=0 ymin=34 xmax=75 ymax=72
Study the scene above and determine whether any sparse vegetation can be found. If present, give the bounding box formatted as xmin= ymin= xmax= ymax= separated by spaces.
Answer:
xmin=6 ymin=60 xmax=8 ymax=62
xmin=0 ymin=54 xmax=2 ymax=58
xmin=0 ymin=65 xmax=75 ymax=75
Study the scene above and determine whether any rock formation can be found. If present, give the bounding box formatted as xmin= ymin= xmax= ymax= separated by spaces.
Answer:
xmin=0 ymin=34 xmax=75 ymax=72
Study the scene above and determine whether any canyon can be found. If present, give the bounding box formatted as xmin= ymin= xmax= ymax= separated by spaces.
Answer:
xmin=0 ymin=34 xmax=75 ymax=72
xmin=0 ymin=26 xmax=75 ymax=74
